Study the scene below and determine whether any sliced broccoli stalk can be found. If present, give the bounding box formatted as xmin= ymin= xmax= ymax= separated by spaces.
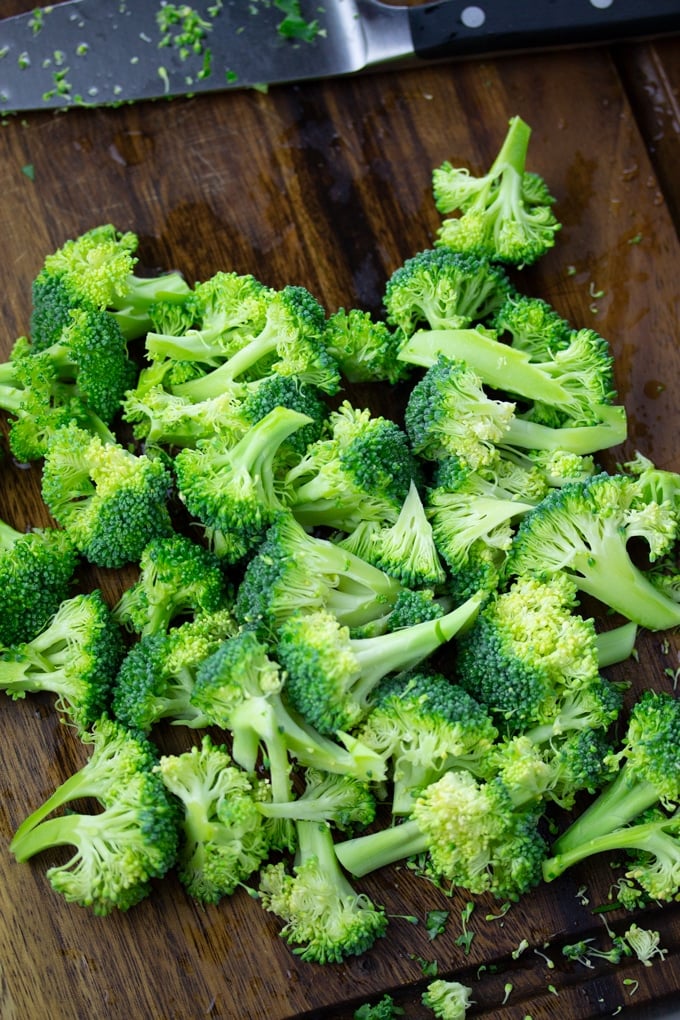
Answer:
xmin=0 ymin=590 xmax=125 ymax=733
xmin=258 ymin=818 xmax=388 ymax=964
xmin=595 ymin=621 xmax=638 ymax=668
xmin=256 ymin=767 xmax=376 ymax=832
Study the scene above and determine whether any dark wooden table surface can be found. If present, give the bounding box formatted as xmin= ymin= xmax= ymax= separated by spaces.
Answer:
xmin=0 ymin=4 xmax=679 ymax=1018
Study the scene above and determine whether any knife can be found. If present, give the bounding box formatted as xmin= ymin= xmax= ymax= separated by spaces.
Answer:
xmin=0 ymin=0 xmax=678 ymax=113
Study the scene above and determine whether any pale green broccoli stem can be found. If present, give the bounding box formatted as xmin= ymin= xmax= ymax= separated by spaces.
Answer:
xmin=492 ymin=112 xmax=532 ymax=181
xmin=0 ymin=516 xmax=25 ymax=549
xmin=335 ymin=816 xmax=427 ymax=877
xmin=543 ymin=811 xmax=680 ymax=883
xmin=173 ymin=320 xmax=283 ymax=399
xmin=11 ymin=766 xmax=111 ymax=846
xmin=503 ymin=405 xmax=627 ymax=455
xmin=551 ymin=766 xmax=662 ymax=857
xmin=111 ymin=272 xmax=191 ymax=339
xmin=596 ymin=621 xmax=638 ymax=668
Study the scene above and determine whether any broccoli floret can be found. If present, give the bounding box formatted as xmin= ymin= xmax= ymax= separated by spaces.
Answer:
xmin=421 ymin=979 xmax=474 ymax=1020
xmin=354 ymin=995 xmax=404 ymax=1020
xmin=113 ymin=533 xmax=232 ymax=637
xmin=357 ymin=670 xmax=498 ymax=814
xmin=111 ymin=609 xmax=237 ymax=733
xmin=506 ymin=472 xmax=680 ymax=631
xmin=122 ymin=380 xmax=248 ymax=449
xmin=234 ymin=511 xmax=404 ymax=640
xmin=167 ymin=284 xmax=340 ymax=395
xmin=336 ymin=769 xmax=547 ymax=901
xmin=398 ymin=325 xmax=621 ymax=438
xmin=10 ymin=715 xmax=177 ymax=914
xmin=238 ymin=372 xmax=329 ymax=464
xmin=0 ymin=517 xmax=78 ymax=646
xmin=545 ymin=690 xmax=680 ymax=867
xmin=0 ymin=590 xmax=125 ymax=733
xmin=282 ymin=400 xmax=419 ymax=531
xmin=324 ymin=307 xmax=408 ymax=384
xmin=156 ymin=734 xmax=271 ymax=905
xmin=40 ymin=424 xmax=174 ymax=568
xmin=432 ymin=115 xmax=560 ymax=266
xmin=257 ymin=767 xmax=376 ymax=832
xmin=491 ymin=291 xmax=572 ymax=360
xmin=258 ymin=819 xmax=388 ymax=963
xmin=174 ymin=406 xmax=313 ymax=563
xmin=144 ymin=270 xmax=274 ymax=367
xmin=30 ymin=224 xmax=191 ymax=348
xmin=276 ymin=593 xmax=483 ymax=736
xmin=383 ymin=247 xmax=511 ymax=338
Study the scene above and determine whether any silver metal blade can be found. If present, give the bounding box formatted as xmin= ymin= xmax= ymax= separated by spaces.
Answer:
xmin=0 ymin=0 xmax=412 ymax=113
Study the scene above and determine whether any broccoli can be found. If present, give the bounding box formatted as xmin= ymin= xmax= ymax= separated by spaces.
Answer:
xmin=156 ymin=734 xmax=272 ymax=905
xmin=432 ymin=115 xmax=560 ymax=266
xmin=234 ymin=511 xmax=404 ymax=640
xmin=40 ymin=424 xmax=174 ymax=568
xmin=398 ymin=325 xmax=621 ymax=439
xmin=381 ymin=588 xmax=451 ymax=631
xmin=282 ymin=400 xmax=419 ymax=532
xmin=404 ymin=355 xmax=515 ymax=468
xmin=165 ymin=284 xmax=340 ymax=395
xmin=421 ymin=979 xmax=474 ymax=1020
xmin=144 ymin=270 xmax=274 ymax=367
xmin=113 ymin=533 xmax=232 ymax=637
xmin=0 ymin=590 xmax=125 ymax=733
xmin=356 ymin=670 xmax=499 ymax=814
xmin=237 ymin=372 xmax=329 ymax=465
xmin=122 ymin=380 xmax=248 ymax=449
xmin=323 ymin=307 xmax=408 ymax=384
xmin=111 ymin=609 xmax=237 ymax=733
xmin=258 ymin=819 xmax=388 ymax=963
xmin=0 ymin=517 xmax=78 ymax=646
xmin=354 ymin=995 xmax=404 ymax=1020
xmin=173 ymin=406 xmax=313 ymax=563
xmin=506 ymin=472 xmax=680 ymax=631
xmin=10 ymin=715 xmax=178 ymax=914
xmin=490 ymin=291 xmax=573 ymax=360
xmin=30 ymin=224 xmax=191 ymax=348
xmin=545 ymin=690 xmax=680 ymax=863
xmin=257 ymin=767 xmax=376 ymax=832
xmin=383 ymin=247 xmax=511 ymax=338
xmin=336 ymin=768 xmax=547 ymax=902
xmin=276 ymin=593 xmax=484 ymax=736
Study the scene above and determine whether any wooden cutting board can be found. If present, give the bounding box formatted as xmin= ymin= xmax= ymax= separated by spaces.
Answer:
xmin=0 ymin=3 xmax=679 ymax=1017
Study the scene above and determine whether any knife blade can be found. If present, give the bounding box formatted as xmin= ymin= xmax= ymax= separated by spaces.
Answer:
xmin=0 ymin=0 xmax=678 ymax=114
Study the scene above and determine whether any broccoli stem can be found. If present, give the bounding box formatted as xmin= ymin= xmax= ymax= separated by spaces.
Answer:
xmin=543 ymin=811 xmax=680 ymax=883
xmin=595 ymin=621 xmax=638 ymax=668
xmin=550 ymin=766 xmax=661 ymax=857
xmin=172 ymin=325 xmax=281 ymax=399
xmin=0 ymin=516 xmax=24 ymax=550
xmin=491 ymin=114 xmax=532 ymax=178
xmin=10 ymin=767 xmax=112 ymax=849
xmin=335 ymin=817 xmax=427 ymax=877
xmin=502 ymin=405 xmax=627 ymax=455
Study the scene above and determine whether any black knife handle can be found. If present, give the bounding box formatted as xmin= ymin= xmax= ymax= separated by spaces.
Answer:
xmin=408 ymin=0 xmax=680 ymax=59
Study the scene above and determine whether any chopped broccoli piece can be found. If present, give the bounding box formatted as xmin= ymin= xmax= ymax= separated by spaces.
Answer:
xmin=0 ymin=517 xmax=78 ymax=646
xmin=0 ymin=590 xmax=125 ymax=733
xmin=258 ymin=819 xmax=388 ymax=963
xmin=174 ymin=406 xmax=313 ymax=563
xmin=113 ymin=533 xmax=232 ymax=637
xmin=122 ymin=379 xmax=249 ymax=449
xmin=41 ymin=424 xmax=174 ymax=568
xmin=257 ymin=767 xmax=376 ymax=832
xmin=432 ymin=115 xmax=560 ymax=266
xmin=490 ymin=291 xmax=573 ymax=361
xmin=354 ymin=995 xmax=404 ymax=1020
xmin=383 ymin=247 xmax=511 ymax=337
xmin=324 ymin=307 xmax=408 ymax=384
xmin=238 ymin=372 xmax=329 ymax=463
xmin=422 ymin=979 xmax=474 ymax=1020
xmin=156 ymin=734 xmax=271 ymax=904
xmin=276 ymin=593 xmax=483 ymax=736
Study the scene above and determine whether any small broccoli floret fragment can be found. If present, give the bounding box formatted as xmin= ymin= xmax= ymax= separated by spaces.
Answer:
xmin=234 ymin=512 xmax=403 ymax=639
xmin=491 ymin=292 xmax=572 ymax=360
xmin=357 ymin=670 xmax=498 ymax=814
xmin=421 ymin=979 xmax=474 ymax=1020
xmin=174 ymin=406 xmax=313 ymax=563
xmin=30 ymin=224 xmax=191 ymax=347
xmin=545 ymin=690 xmax=680 ymax=866
xmin=506 ymin=472 xmax=680 ymax=631
xmin=336 ymin=769 xmax=547 ymax=901
xmin=0 ymin=517 xmax=78 ymax=646
xmin=168 ymin=284 xmax=340 ymax=395
xmin=111 ymin=609 xmax=237 ymax=733
xmin=324 ymin=307 xmax=408 ymax=384
xmin=113 ymin=533 xmax=232 ymax=637
xmin=432 ymin=115 xmax=560 ymax=266
xmin=354 ymin=995 xmax=404 ymax=1020
xmin=0 ymin=590 xmax=125 ymax=733
xmin=383 ymin=247 xmax=511 ymax=338
xmin=257 ymin=767 xmax=376 ymax=832
xmin=238 ymin=372 xmax=329 ymax=464
xmin=10 ymin=715 xmax=177 ymax=914
xmin=404 ymin=354 xmax=515 ymax=467
xmin=122 ymin=379 xmax=248 ymax=449
xmin=258 ymin=819 xmax=388 ymax=964
xmin=283 ymin=400 xmax=420 ymax=531
xmin=156 ymin=734 xmax=271 ymax=905
xmin=41 ymin=424 xmax=174 ymax=568
xmin=277 ymin=594 xmax=483 ymax=736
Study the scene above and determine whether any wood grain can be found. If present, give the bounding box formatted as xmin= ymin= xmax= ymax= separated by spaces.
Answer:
xmin=0 ymin=5 xmax=679 ymax=1017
